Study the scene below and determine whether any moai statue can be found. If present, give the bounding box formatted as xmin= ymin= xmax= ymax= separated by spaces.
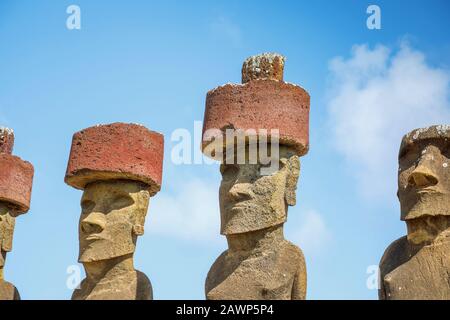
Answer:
xmin=0 ymin=127 xmax=34 ymax=300
xmin=64 ymin=123 xmax=164 ymax=300
xmin=379 ymin=125 xmax=450 ymax=300
xmin=201 ymin=53 xmax=310 ymax=300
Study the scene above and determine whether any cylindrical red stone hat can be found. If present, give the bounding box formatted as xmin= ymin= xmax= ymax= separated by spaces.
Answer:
xmin=0 ymin=127 xmax=34 ymax=214
xmin=64 ymin=123 xmax=164 ymax=196
xmin=201 ymin=53 xmax=310 ymax=159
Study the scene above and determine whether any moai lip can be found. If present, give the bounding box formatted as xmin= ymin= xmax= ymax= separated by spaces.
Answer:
xmin=202 ymin=53 xmax=310 ymax=159
xmin=202 ymin=54 xmax=309 ymax=300
xmin=65 ymin=122 xmax=164 ymax=300
xmin=379 ymin=125 xmax=450 ymax=300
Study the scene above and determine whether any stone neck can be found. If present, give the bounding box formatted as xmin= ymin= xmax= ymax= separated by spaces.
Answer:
xmin=0 ymin=251 xmax=5 ymax=281
xmin=83 ymin=254 xmax=135 ymax=284
xmin=226 ymin=224 xmax=285 ymax=255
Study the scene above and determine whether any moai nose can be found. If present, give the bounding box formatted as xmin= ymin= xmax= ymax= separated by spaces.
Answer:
xmin=81 ymin=214 xmax=105 ymax=234
xmin=228 ymin=182 xmax=252 ymax=201
xmin=408 ymin=166 xmax=439 ymax=188
xmin=0 ymin=127 xmax=14 ymax=155
xmin=241 ymin=53 xmax=285 ymax=84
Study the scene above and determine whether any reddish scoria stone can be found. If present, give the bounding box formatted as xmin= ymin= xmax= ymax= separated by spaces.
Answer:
xmin=0 ymin=154 xmax=34 ymax=214
xmin=202 ymin=80 xmax=310 ymax=158
xmin=0 ymin=127 xmax=14 ymax=155
xmin=65 ymin=122 xmax=164 ymax=195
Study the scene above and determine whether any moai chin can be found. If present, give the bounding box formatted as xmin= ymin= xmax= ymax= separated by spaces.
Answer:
xmin=0 ymin=127 xmax=34 ymax=300
xmin=64 ymin=123 xmax=164 ymax=300
xmin=379 ymin=125 xmax=450 ymax=300
xmin=201 ymin=53 xmax=310 ymax=300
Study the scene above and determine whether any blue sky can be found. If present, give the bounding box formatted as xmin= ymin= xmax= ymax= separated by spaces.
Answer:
xmin=1 ymin=0 xmax=449 ymax=300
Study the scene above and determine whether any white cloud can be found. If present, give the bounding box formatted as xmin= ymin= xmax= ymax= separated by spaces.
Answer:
xmin=148 ymin=177 xmax=222 ymax=245
xmin=148 ymin=176 xmax=331 ymax=255
xmin=288 ymin=210 xmax=332 ymax=256
xmin=210 ymin=16 xmax=242 ymax=46
xmin=327 ymin=43 xmax=450 ymax=199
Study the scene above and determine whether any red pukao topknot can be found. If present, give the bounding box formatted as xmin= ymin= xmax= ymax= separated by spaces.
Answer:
xmin=0 ymin=127 xmax=34 ymax=214
xmin=65 ymin=122 xmax=164 ymax=196
xmin=202 ymin=53 xmax=310 ymax=159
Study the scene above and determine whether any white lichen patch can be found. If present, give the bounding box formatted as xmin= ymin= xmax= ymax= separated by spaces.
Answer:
xmin=243 ymin=53 xmax=286 ymax=73
xmin=443 ymin=163 xmax=448 ymax=168
xmin=0 ymin=126 xmax=14 ymax=137
xmin=436 ymin=124 xmax=450 ymax=136
xmin=408 ymin=125 xmax=450 ymax=141
xmin=411 ymin=127 xmax=430 ymax=140
xmin=208 ymin=82 xmax=243 ymax=94
xmin=284 ymin=81 xmax=306 ymax=90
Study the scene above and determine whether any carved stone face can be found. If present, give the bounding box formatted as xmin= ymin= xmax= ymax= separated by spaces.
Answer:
xmin=0 ymin=203 xmax=15 ymax=269
xmin=78 ymin=180 xmax=150 ymax=263
xmin=219 ymin=145 xmax=300 ymax=235
xmin=398 ymin=138 xmax=450 ymax=244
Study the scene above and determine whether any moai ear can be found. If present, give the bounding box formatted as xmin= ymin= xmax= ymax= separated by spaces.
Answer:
xmin=1 ymin=214 xmax=15 ymax=252
xmin=132 ymin=190 xmax=150 ymax=236
xmin=133 ymin=224 xmax=145 ymax=236
xmin=285 ymin=155 xmax=300 ymax=207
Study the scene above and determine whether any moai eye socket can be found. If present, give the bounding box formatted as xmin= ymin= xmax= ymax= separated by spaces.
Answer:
xmin=81 ymin=200 xmax=95 ymax=214
xmin=110 ymin=194 xmax=134 ymax=211
xmin=220 ymin=164 xmax=239 ymax=177
xmin=440 ymin=142 xmax=450 ymax=160
xmin=399 ymin=144 xmax=420 ymax=171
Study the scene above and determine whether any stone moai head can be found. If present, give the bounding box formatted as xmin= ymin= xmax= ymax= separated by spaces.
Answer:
xmin=0 ymin=203 xmax=15 ymax=269
xmin=218 ymin=145 xmax=300 ymax=234
xmin=0 ymin=127 xmax=34 ymax=273
xmin=64 ymin=123 xmax=164 ymax=263
xmin=201 ymin=53 xmax=310 ymax=235
xmin=398 ymin=125 xmax=450 ymax=245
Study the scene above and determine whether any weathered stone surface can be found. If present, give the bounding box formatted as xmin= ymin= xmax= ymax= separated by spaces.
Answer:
xmin=0 ymin=154 xmax=34 ymax=214
xmin=0 ymin=127 xmax=14 ymax=155
xmin=0 ymin=128 xmax=33 ymax=300
xmin=242 ymin=53 xmax=285 ymax=83
xmin=203 ymin=54 xmax=309 ymax=300
xmin=219 ymin=146 xmax=300 ymax=235
xmin=202 ymin=54 xmax=310 ymax=159
xmin=72 ymin=180 xmax=153 ymax=300
xmin=65 ymin=123 xmax=164 ymax=196
xmin=205 ymin=143 xmax=307 ymax=299
xmin=65 ymin=123 xmax=163 ymax=300
xmin=0 ymin=281 xmax=20 ymax=300
xmin=379 ymin=125 xmax=450 ymax=300
xmin=206 ymin=225 xmax=307 ymax=300
xmin=0 ymin=202 xmax=19 ymax=300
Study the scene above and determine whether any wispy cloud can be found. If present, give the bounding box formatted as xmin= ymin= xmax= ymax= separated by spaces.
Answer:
xmin=148 ymin=177 xmax=222 ymax=245
xmin=288 ymin=210 xmax=332 ymax=257
xmin=210 ymin=16 xmax=243 ymax=47
xmin=149 ymin=176 xmax=332 ymax=256
xmin=327 ymin=42 xmax=450 ymax=199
